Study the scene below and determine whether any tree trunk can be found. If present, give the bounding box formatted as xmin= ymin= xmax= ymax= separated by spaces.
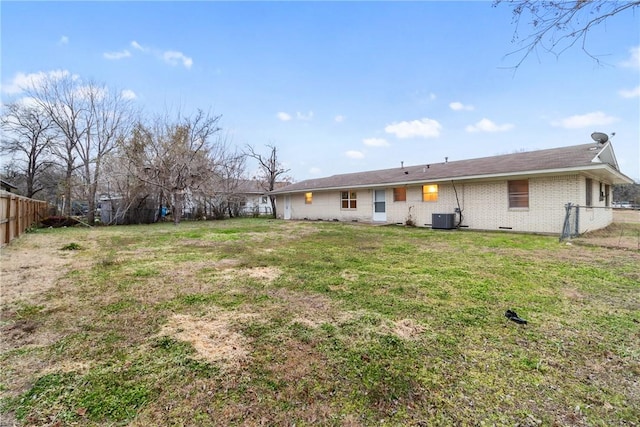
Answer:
xmin=172 ymin=190 xmax=183 ymax=225
xmin=269 ymin=195 xmax=277 ymax=218
xmin=87 ymin=181 xmax=97 ymax=224
xmin=64 ymin=163 xmax=73 ymax=217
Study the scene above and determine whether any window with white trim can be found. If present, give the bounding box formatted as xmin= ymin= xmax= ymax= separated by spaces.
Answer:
xmin=422 ymin=184 xmax=438 ymax=202
xmin=341 ymin=191 xmax=357 ymax=209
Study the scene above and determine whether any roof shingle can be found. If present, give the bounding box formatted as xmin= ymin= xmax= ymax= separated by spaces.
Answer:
xmin=272 ymin=143 xmax=627 ymax=194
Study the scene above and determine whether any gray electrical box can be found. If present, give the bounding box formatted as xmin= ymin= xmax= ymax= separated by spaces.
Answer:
xmin=432 ymin=213 xmax=456 ymax=229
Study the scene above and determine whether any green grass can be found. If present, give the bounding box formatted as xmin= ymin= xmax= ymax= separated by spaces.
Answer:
xmin=1 ymin=218 xmax=639 ymax=426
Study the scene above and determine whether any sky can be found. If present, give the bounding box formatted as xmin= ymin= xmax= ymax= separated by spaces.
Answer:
xmin=1 ymin=1 xmax=639 ymax=182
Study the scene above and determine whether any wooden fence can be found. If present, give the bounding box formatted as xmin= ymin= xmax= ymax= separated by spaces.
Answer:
xmin=0 ymin=190 xmax=50 ymax=246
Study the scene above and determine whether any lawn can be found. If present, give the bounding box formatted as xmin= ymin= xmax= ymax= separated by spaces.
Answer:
xmin=1 ymin=219 xmax=639 ymax=426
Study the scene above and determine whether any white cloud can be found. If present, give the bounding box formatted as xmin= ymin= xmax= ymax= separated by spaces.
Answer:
xmin=103 ymin=50 xmax=131 ymax=60
xmin=466 ymin=118 xmax=514 ymax=133
xmin=163 ymin=51 xmax=193 ymax=69
xmin=58 ymin=35 xmax=69 ymax=45
xmin=334 ymin=115 xmax=345 ymax=123
xmin=345 ymin=150 xmax=365 ymax=159
xmin=1 ymin=69 xmax=75 ymax=94
xmin=277 ymin=111 xmax=315 ymax=121
xmin=449 ymin=101 xmax=474 ymax=111
xmin=429 ymin=93 xmax=437 ymax=101
xmin=76 ymin=84 xmax=108 ymax=102
xmin=363 ymin=137 xmax=389 ymax=147
xmin=131 ymin=40 xmax=145 ymax=51
xmin=296 ymin=111 xmax=314 ymax=121
xmin=620 ymin=46 xmax=640 ymax=69
xmin=15 ymin=96 xmax=41 ymax=109
xmin=551 ymin=111 xmax=619 ymax=129
xmin=619 ymin=86 xmax=640 ymax=98
xmin=385 ymin=118 xmax=442 ymax=139
xmin=121 ymin=89 xmax=137 ymax=100
xmin=128 ymin=41 xmax=193 ymax=69
xmin=309 ymin=167 xmax=322 ymax=175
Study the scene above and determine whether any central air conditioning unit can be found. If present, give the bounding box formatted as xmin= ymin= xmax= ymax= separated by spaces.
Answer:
xmin=432 ymin=213 xmax=456 ymax=230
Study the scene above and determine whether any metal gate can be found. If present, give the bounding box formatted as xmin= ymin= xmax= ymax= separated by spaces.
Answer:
xmin=560 ymin=203 xmax=579 ymax=241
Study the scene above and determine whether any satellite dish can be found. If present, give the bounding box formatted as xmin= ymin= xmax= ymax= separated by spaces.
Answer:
xmin=591 ymin=132 xmax=609 ymax=144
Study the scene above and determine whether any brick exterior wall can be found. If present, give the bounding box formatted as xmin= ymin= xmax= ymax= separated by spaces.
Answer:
xmin=577 ymin=176 xmax=613 ymax=233
xmin=275 ymin=174 xmax=615 ymax=234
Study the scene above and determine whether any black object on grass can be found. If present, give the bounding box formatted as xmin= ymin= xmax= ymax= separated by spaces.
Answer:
xmin=505 ymin=309 xmax=528 ymax=325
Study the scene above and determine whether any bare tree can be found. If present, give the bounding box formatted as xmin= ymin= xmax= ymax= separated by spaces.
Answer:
xmin=124 ymin=110 xmax=223 ymax=225
xmin=613 ymin=182 xmax=640 ymax=205
xmin=0 ymin=102 xmax=57 ymax=198
xmin=245 ymin=144 xmax=290 ymax=218
xmin=203 ymin=147 xmax=247 ymax=219
xmin=27 ymin=74 xmax=88 ymax=216
xmin=74 ymin=82 xmax=134 ymax=224
xmin=495 ymin=1 xmax=640 ymax=67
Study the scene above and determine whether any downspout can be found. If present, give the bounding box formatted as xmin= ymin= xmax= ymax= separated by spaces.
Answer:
xmin=451 ymin=180 xmax=463 ymax=228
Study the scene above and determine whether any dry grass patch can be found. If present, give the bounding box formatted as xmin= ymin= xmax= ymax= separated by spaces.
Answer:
xmin=562 ymin=287 xmax=585 ymax=301
xmin=384 ymin=318 xmax=427 ymax=340
xmin=0 ymin=231 xmax=94 ymax=307
xmin=245 ymin=266 xmax=281 ymax=282
xmin=157 ymin=312 xmax=256 ymax=370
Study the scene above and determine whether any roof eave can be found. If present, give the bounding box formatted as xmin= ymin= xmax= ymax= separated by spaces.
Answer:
xmin=271 ymin=164 xmax=634 ymax=195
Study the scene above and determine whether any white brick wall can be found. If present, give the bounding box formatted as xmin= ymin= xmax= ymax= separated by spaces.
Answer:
xmin=281 ymin=190 xmax=374 ymax=223
xmin=577 ymin=177 xmax=613 ymax=233
xmin=275 ymin=173 xmax=615 ymax=234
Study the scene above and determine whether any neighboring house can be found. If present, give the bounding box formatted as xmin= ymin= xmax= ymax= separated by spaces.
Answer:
xmin=234 ymin=179 xmax=290 ymax=216
xmin=271 ymin=142 xmax=634 ymax=235
xmin=1 ymin=179 xmax=18 ymax=193
xmin=234 ymin=180 xmax=274 ymax=216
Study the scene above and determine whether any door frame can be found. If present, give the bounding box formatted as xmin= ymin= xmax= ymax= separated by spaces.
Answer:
xmin=372 ymin=189 xmax=387 ymax=222
xmin=284 ymin=196 xmax=291 ymax=220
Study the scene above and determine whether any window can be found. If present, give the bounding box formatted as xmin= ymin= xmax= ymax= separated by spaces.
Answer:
xmin=305 ymin=192 xmax=313 ymax=204
xmin=599 ymin=182 xmax=604 ymax=202
xmin=261 ymin=196 xmax=268 ymax=204
xmin=508 ymin=180 xmax=529 ymax=208
xmin=341 ymin=191 xmax=357 ymax=209
xmin=604 ymin=184 xmax=610 ymax=207
xmin=585 ymin=178 xmax=593 ymax=206
xmin=393 ymin=187 xmax=406 ymax=202
xmin=422 ymin=184 xmax=438 ymax=202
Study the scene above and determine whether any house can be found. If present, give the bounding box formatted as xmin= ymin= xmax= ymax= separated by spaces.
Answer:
xmin=270 ymin=141 xmax=634 ymax=235
xmin=234 ymin=180 xmax=275 ymax=216
xmin=231 ymin=179 xmax=291 ymax=217
xmin=1 ymin=179 xmax=18 ymax=193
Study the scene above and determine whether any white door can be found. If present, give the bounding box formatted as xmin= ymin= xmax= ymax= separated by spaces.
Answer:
xmin=373 ymin=190 xmax=386 ymax=222
xmin=284 ymin=196 xmax=291 ymax=219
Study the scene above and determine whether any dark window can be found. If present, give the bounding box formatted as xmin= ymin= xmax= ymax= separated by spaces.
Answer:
xmin=393 ymin=187 xmax=406 ymax=202
xmin=508 ymin=180 xmax=529 ymax=208
xmin=585 ymin=178 xmax=593 ymax=207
